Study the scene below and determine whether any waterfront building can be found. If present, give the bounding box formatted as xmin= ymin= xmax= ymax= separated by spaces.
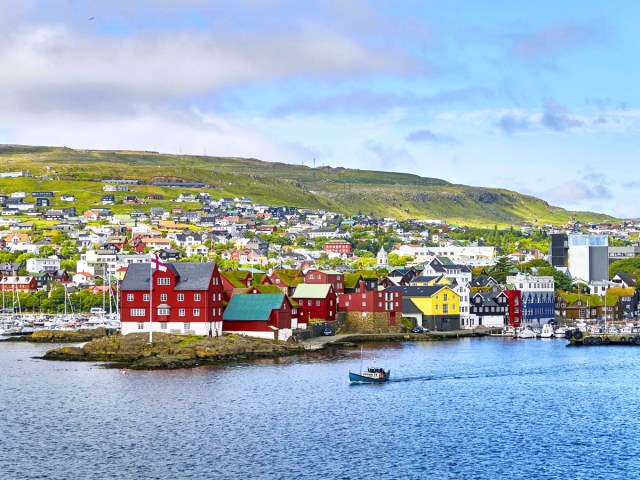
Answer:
xmin=120 ymin=262 xmax=224 ymax=336
xmin=567 ymin=234 xmax=609 ymax=282
xmin=223 ymin=293 xmax=293 ymax=341
xmin=291 ymin=283 xmax=337 ymax=325
xmin=506 ymin=273 xmax=555 ymax=327
xmin=337 ymin=282 xmax=402 ymax=326
xmin=387 ymin=285 xmax=460 ymax=331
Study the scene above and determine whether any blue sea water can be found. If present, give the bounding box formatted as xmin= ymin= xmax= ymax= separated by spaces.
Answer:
xmin=2 ymin=337 xmax=640 ymax=480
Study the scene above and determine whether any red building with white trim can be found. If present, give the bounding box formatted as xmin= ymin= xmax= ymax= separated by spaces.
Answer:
xmin=292 ymin=283 xmax=337 ymax=325
xmin=323 ymin=240 xmax=352 ymax=254
xmin=120 ymin=262 xmax=224 ymax=336
xmin=337 ymin=282 xmax=402 ymax=326
xmin=503 ymin=288 xmax=522 ymax=327
xmin=304 ymin=269 xmax=345 ymax=295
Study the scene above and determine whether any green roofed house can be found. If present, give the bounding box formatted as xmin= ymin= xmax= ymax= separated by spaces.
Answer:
xmin=292 ymin=283 xmax=337 ymax=325
xmin=223 ymin=293 xmax=293 ymax=341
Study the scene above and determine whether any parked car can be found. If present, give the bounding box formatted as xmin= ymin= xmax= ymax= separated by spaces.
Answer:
xmin=321 ymin=327 xmax=335 ymax=336
xmin=412 ymin=326 xmax=429 ymax=333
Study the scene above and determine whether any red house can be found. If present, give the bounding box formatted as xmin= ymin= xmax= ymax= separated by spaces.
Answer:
xmin=292 ymin=283 xmax=337 ymax=325
xmin=337 ymin=282 xmax=402 ymax=326
xmin=264 ymin=269 xmax=304 ymax=296
xmin=503 ymin=288 xmax=522 ymax=327
xmin=323 ymin=240 xmax=352 ymax=254
xmin=223 ymin=293 xmax=293 ymax=340
xmin=120 ymin=262 xmax=224 ymax=336
xmin=0 ymin=276 xmax=38 ymax=293
xmin=220 ymin=270 xmax=253 ymax=302
xmin=304 ymin=269 xmax=345 ymax=295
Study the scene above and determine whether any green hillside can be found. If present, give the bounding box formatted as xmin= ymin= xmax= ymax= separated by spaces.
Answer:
xmin=0 ymin=144 xmax=616 ymax=227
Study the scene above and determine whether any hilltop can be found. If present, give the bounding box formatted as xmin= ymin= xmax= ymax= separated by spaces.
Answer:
xmin=0 ymin=144 xmax=616 ymax=226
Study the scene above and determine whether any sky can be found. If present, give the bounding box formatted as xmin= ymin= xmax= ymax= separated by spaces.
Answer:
xmin=1 ymin=0 xmax=639 ymax=218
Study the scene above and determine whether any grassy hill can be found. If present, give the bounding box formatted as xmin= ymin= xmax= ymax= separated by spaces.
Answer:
xmin=0 ymin=144 xmax=617 ymax=227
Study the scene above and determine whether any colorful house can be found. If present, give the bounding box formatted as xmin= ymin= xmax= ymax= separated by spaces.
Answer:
xmin=292 ymin=283 xmax=337 ymax=325
xmin=304 ymin=269 xmax=345 ymax=295
xmin=338 ymin=282 xmax=402 ymax=326
xmin=120 ymin=262 xmax=224 ymax=336
xmin=223 ymin=293 xmax=293 ymax=341
xmin=387 ymin=285 xmax=460 ymax=331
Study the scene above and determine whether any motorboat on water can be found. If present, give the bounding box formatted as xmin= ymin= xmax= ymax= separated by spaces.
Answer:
xmin=349 ymin=366 xmax=390 ymax=383
xmin=349 ymin=346 xmax=390 ymax=383
xmin=540 ymin=324 xmax=554 ymax=338
xmin=517 ymin=327 xmax=536 ymax=339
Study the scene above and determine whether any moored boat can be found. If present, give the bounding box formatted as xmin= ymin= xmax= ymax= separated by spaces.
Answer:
xmin=540 ymin=324 xmax=554 ymax=338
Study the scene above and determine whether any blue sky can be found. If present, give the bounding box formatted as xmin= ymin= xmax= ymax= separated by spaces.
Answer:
xmin=1 ymin=0 xmax=639 ymax=218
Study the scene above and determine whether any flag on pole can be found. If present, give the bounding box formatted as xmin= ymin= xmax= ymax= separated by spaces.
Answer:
xmin=151 ymin=254 xmax=168 ymax=272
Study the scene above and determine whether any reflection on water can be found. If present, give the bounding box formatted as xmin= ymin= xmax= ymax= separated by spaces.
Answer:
xmin=2 ymin=337 xmax=640 ymax=479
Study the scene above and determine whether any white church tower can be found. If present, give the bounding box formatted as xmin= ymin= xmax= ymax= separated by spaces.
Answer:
xmin=377 ymin=246 xmax=389 ymax=267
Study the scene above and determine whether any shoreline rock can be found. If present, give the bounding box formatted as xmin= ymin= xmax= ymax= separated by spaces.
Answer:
xmin=3 ymin=328 xmax=113 ymax=343
xmin=41 ymin=332 xmax=308 ymax=370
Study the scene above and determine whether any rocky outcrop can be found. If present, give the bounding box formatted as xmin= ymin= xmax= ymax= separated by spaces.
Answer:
xmin=42 ymin=333 xmax=306 ymax=370
xmin=3 ymin=329 xmax=112 ymax=343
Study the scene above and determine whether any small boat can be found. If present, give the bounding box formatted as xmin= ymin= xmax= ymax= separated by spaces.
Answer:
xmin=349 ymin=367 xmax=390 ymax=383
xmin=349 ymin=346 xmax=390 ymax=383
xmin=540 ymin=324 xmax=554 ymax=338
xmin=517 ymin=327 xmax=536 ymax=339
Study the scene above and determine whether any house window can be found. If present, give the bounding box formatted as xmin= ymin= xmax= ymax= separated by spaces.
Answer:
xmin=308 ymin=300 xmax=312 ymax=306
xmin=160 ymin=322 xmax=167 ymax=330
xmin=345 ymin=302 xmax=350 ymax=307
xmin=160 ymin=293 xmax=167 ymax=302
xmin=444 ymin=293 xmax=448 ymax=301
xmin=316 ymin=300 xmax=320 ymax=306
xmin=131 ymin=308 xmax=146 ymax=317
xmin=177 ymin=294 xmax=184 ymax=301
xmin=212 ymin=277 xmax=218 ymax=285
xmin=137 ymin=322 xmax=144 ymax=330
xmin=158 ymin=308 xmax=170 ymax=316
xmin=194 ymin=293 xmax=201 ymax=301
xmin=143 ymin=293 xmax=149 ymax=301
xmin=378 ymin=302 xmax=382 ymax=308
xmin=157 ymin=277 xmax=171 ymax=286
xmin=127 ymin=293 xmax=134 ymax=301
xmin=443 ymin=304 xmax=449 ymax=313
xmin=435 ymin=304 xmax=439 ymax=311
xmin=179 ymin=308 xmax=186 ymax=316
xmin=330 ymin=300 xmax=333 ymax=306
xmin=184 ymin=322 xmax=190 ymax=330
xmin=193 ymin=308 xmax=201 ymax=316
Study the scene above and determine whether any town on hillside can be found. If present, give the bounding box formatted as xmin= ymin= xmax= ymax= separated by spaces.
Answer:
xmin=1 ymin=174 xmax=639 ymax=339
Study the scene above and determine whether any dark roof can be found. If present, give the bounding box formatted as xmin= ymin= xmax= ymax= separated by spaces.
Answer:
xmin=402 ymin=298 xmax=423 ymax=315
xmin=386 ymin=285 xmax=447 ymax=297
xmin=121 ymin=262 xmax=217 ymax=291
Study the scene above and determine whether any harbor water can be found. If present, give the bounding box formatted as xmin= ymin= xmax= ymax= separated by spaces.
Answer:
xmin=2 ymin=337 xmax=640 ymax=479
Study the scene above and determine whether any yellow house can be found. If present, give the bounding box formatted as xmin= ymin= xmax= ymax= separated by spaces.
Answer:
xmin=390 ymin=285 xmax=461 ymax=331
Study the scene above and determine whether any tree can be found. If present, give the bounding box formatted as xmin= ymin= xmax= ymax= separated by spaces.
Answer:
xmin=537 ymin=267 xmax=572 ymax=291
xmin=489 ymin=256 xmax=515 ymax=284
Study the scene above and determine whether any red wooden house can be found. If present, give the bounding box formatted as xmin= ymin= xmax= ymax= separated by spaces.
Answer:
xmin=304 ymin=269 xmax=345 ymax=295
xmin=323 ymin=240 xmax=352 ymax=254
xmin=292 ymin=283 xmax=337 ymax=325
xmin=0 ymin=276 xmax=38 ymax=293
xmin=120 ymin=262 xmax=224 ymax=336
xmin=503 ymin=288 xmax=522 ymax=327
xmin=264 ymin=269 xmax=304 ymax=296
xmin=220 ymin=270 xmax=253 ymax=302
xmin=337 ymin=282 xmax=402 ymax=326
xmin=223 ymin=293 xmax=293 ymax=341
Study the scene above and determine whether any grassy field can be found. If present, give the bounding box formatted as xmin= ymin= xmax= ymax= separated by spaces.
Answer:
xmin=0 ymin=144 xmax=617 ymax=227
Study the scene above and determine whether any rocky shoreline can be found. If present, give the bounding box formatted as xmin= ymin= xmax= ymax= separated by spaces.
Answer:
xmin=39 ymin=332 xmax=307 ymax=370
xmin=2 ymin=328 xmax=114 ymax=343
